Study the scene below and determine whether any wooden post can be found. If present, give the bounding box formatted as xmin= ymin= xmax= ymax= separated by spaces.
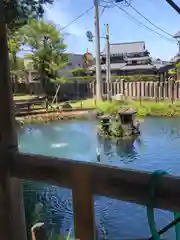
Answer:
xmin=72 ymin=164 xmax=96 ymax=240
xmin=0 ymin=1 xmax=27 ymax=239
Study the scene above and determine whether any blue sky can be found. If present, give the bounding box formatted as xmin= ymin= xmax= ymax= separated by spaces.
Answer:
xmin=44 ymin=0 xmax=180 ymax=60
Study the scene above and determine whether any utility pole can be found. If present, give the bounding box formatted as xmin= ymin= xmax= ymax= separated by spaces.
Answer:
xmin=106 ymin=24 xmax=111 ymax=100
xmin=165 ymin=0 xmax=180 ymax=14
xmin=94 ymin=0 xmax=102 ymax=100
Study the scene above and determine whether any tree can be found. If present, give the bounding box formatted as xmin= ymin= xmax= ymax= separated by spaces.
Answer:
xmin=8 ymin=32 xmax=21 ymax=71
xmin=8 ymin=32 xmax=26 ymax=92
xmin=71 ymin=67 xmax=88 ymax=77
xmin=19 ymin=19 xmax=68 ymax=94
xmin=4 ymin=0 xmax=54 ymax=32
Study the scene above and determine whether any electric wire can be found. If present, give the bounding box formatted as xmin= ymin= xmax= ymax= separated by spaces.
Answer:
xmin=127 ymin=1 xmax=174 ymax=38
xmin=112 ymin=1 xmax=177 ymax=43
xmin=60 ymin=6 xmax=94 ymax=31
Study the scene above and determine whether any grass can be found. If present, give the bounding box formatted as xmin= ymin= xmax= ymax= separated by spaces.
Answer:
xmin=13 ymin=94 xmax=40 ymax=101
xmin=71 ymin=99 xmax=180 ymax=117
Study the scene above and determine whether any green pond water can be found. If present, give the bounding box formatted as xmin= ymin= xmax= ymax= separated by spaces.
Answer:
xmin=18 ymin=117 xmax=180 ymax=239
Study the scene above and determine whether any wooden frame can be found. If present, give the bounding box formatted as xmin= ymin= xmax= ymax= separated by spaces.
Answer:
xmin=1 ymin=1 xmax=180 ymax=240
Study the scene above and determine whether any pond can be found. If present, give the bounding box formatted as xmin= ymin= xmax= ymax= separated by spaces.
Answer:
xmin=18 ymin=117 xmax=180 ymax=239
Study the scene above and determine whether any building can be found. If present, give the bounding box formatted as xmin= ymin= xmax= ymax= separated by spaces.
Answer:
xmin=90 ymin=41 xmax=173 ymax=78
xmin=24 ymin=53 xmax=86 ymax=81
xmin=58 ymin=53 xmax=85 ymax=78
xmin=23 ymin=53 xmax=91 ymax=97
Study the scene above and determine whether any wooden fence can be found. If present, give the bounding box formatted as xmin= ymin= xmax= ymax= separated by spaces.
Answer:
xmin=90 ymin=80 xmax=180 ymax=100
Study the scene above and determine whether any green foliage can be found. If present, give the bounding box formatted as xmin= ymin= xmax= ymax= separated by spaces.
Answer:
xmin=168 ymin=63 xmax=180 ymax=76
xmin=19 ymin=19 xmax=68 ymax=91
xmin=112 ymin=122 xmax=124 ymax=138
xmin=71 ymin=67 xmax=88 ymax=77
xmin=112 ymin=75 xmax=159 ymax=81
xmin=65 ymin=76 xmax=95 ymax=80
xmin=71 ymin=99 xmax=180 ymax=117
xmin=8 ymin=31 xmax=24 ymax=79
xmin=169 ymin=71 xmax=176 ymax=75
xmin=96 ymin=100 xmax=127 ymax=114
xmin=5 ymin=0 xmax=54 ymax=32
xmin=10 ymin=57 xmax=26 ymax=80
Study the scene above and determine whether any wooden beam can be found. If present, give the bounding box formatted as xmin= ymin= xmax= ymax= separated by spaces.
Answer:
xmin=0 ymin=1 xmax=27 ymax=239
xmin=12 ymin=153 xmax=180 ymax=213
xmin=72 ymin=164 xmax=96 ymax=240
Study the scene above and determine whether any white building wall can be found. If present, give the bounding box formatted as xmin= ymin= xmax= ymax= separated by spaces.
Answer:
xmin=58 ymin=53 xmax=84 ymax=77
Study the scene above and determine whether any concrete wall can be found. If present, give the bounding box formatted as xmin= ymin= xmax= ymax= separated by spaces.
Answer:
xmin=58 ymin=53 xmax=84 ymax=77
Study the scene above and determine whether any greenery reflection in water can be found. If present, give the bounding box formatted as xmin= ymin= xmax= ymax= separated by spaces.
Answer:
xmin=23 ymin=181 xmax=74 ymax=239
xmin=97 ymin=134 xmax=143 ymax=163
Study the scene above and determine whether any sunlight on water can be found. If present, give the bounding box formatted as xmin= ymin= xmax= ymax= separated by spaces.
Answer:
xmin=51 ymin=143 xmax=68 ymax=148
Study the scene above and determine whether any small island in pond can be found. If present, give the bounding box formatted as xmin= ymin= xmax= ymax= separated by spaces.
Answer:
xmin=97 ymin=108 xmax=140 ymax=139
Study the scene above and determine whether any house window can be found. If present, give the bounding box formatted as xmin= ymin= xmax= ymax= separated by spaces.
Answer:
xmin=132 ymin=60 xmax=137 ymax=65
xmin=128 ymin=60 xmax=132 ymax=65
xmin=137 ymin=60 xmax=141 ymax=64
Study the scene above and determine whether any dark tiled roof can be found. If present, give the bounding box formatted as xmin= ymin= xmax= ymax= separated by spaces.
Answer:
xmin=173 ymin=31 xmax=180 ymax=38
xmin=119 ymin=64 xmax=155 ymax=70
xmin=103 ymin=41 xmax=146 ymax=55
xmin=125 ymin=56 xmax=150 ymax=61
xmin=153 ymin=62 xmax=173 ymax=70
xmin=89 ymin=63 xmax=126 ymax=70
xmin=118 ymin=108 xmax=136 ymax=115
xmin=89 ymin=61 xmax=173 ymax=71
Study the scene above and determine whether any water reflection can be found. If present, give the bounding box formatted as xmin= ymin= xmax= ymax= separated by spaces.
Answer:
xmin=97 ymin=135 xmax=138 ymax=163
xmin=19 ymin=119 xmax=180 ymax=239
xmin=116 ymin=138 xmax=136 ymax=157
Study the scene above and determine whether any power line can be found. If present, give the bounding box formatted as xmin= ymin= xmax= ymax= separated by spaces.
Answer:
xmin=113 ymin=1 xmax=177 ymax=43
xmin=127 ymin=1 xmax=175 ymax=38
xmin=60 ymin=6 xmax=94 ymax=31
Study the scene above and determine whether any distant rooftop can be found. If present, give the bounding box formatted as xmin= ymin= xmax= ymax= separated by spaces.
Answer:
xmin=173 ymin=31 xmax=180 ymax=38
xmin=170 ymin=54 xmax=180 ymax=63
xmin=102 ymin=41 xmax=146 ymax=55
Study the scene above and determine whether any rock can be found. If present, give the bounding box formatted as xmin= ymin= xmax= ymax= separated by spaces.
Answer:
xmin=59 ymin=102 xmax=72 ymax=110
xmin=97 ymin=111 xmax=103 ymax=117
xmin=112 ymin=94 xmax=124 ymax=101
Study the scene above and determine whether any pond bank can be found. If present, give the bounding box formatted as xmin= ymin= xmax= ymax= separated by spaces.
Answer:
xmin=16 ymin=110 xmax=91 ymax=124
xmin=16 ymin=99 xmax=180 ymax=125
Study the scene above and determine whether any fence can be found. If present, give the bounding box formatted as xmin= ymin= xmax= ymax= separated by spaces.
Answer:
xmin=90 ymin=80 xmax=180 ymax=100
